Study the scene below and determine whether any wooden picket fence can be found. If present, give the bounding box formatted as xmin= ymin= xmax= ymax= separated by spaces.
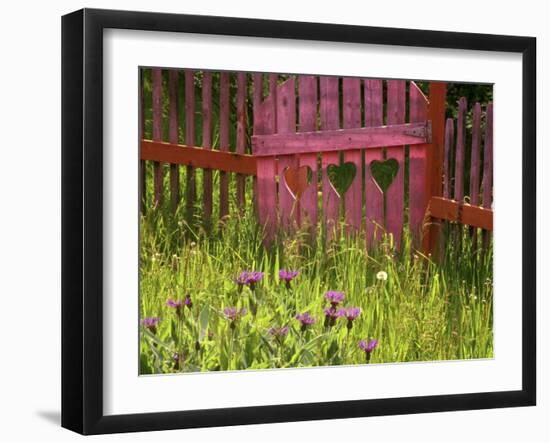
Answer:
xmin=139 ymin=68 xmax=493 ymax=254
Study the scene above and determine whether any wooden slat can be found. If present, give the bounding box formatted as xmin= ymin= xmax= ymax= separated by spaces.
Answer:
xmin=364 ymin=79 xmax=384 ymax=249
xmin=482 ymin=103 xmax=494 ymax=250
xmin=408 ymin=82 xmax=429 ymax=244
xmin=428 ymin=197 xmax=493 ymax=231
xmin=422 ymin=82 xmax=447 ymax=255
xmin=319 ymin=76 xmax=341 ymax=238
xmin=168 ymin=70 xmax=180 ymax=212
xmin=298 ymin=75 xmax=318 ymax=231
xmin=386 ymin=80 xmax=406 ymax=249
xmin=343 ymin=77 xmax=362 ymax=233
xmin=152 ymin=68 xmax=163 ymax=208
xmin=185 ymin=70 xmax=196 ymax=216
xmin=276 ymin=78 xmax=298 ymax=229
xmin=454 ymin=97 xmax=467 ymax=202
xmin=252 ymin=73 xmax=263 ymax=217
xmin=141 ymin=141 xmax=256 ymax=175
xmin=139 ymin=70 xmax=146 ymax=213
xmin=252 ymin=122 xmax=428 ymax=155
xmin=255 ymin=94 xmax=278 ymax=242
xmin=219 ymin=72 xmax=230 ymax=219
xmin=202 ymin=71 xmax=213 ymax=221
xmin=469 ymin=102 xmax=482 ymax=245
xmin=443 ymin=118 xmax=454 ymax=199
xmin=236 ymin=72 xmax=247 ymax=211
xmin=470 ymin=103 xmax=482 ymax=206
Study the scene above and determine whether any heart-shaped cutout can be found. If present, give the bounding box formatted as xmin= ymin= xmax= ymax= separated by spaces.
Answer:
xmin=370 ymin=158 xmax=399 ymax=193
xmin=283 ymin=165 xmax=313 ymax=200
xmin=327 ymin=162 xmax=357 ymax=197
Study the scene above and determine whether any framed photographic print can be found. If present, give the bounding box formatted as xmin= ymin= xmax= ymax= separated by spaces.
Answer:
xmin=61 ymin=8 xmax=536 ymax=435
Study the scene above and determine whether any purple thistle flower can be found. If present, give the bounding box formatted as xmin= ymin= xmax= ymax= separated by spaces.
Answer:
xmin=183 ymin=293 xmax=193 ymax=309
xmin=141 ymin=316 xmax=160 ymax=334
xmin=325 ymin=291 xmax=345 ymax=307
xmin=279 ymin=269 xmax=299 ymax=288
xmin=295 ymin=312 xmax=316 ymax=331
xmin=223 ymin=306 xmax=247 ymax=328
xmin=323 ymin=306 xmax=340 ymax=327
xmin=234 ymin=270 xmax=264 ymax=291
xmin=268 ymin=326 xmax=289 ymax=344
xmin=339 ymin=307 xmax=361 ymax=329
xmin=246 ymin=271 xmax=264 ymax=290
xmin=358 ymin=339 xmax=379 ymax=363
xmin=235 ymin=272 xmax=249 ymax=287
xmin=166 ymin=298 xmax=184 ymax=317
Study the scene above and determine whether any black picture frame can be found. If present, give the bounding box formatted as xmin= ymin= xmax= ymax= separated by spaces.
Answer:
xmin=61 ymin=8 xmax=536 ymax=435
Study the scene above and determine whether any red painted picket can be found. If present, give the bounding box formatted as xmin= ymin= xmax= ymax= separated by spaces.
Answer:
xmin=276 ymin=78 xmax=298 ymax=229
xmin=482 ymin=103 xmax=494 ymax=250
xmin=454 ymin=97 xmax=467 ymax=202
xmin=202 ymin=71 xmax=213 ymax=221
xmin=298 ymin=75 xmax=318 ymax=231
xmin=184 ymin=70 xmax=196 ymax=216
xmin=470 ymin=103 xmax=482 ymax=206
xmin=319 ymin=76 xmax=341 ymax=238
xmin=254 ymin=75 xmax=278 ymax=242
xmin=236 ymin=72 xmax=247 ymax=211
xmin=219 ymin=72 xmax=230 ymax=219
xmin=168 ymin=70 xmax=180 ymax=212
xmin=364 ymin=79 xmax=384 ymax=249
xmin=343 ymin=77 xmax=363 ymax=233
xmin=408 ymin=82 xmax=429 ymax=242
xmin=443 ymin=118 xmax=454 ymax=199
xmin=386 ymin=80 xmax=406 ymax=249
xmin=152 ymin=68 xmax=163 ymax=207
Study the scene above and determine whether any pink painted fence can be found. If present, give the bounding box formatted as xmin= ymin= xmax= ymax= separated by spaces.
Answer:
xmin=251 ymin=75 xmax=437 ymax=250
xmin=140 ymin=69 xmax=493 ymax=253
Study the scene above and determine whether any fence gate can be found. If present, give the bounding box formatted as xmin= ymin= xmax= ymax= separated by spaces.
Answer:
xmin=252 ymin=75 xmax=441 ymax=249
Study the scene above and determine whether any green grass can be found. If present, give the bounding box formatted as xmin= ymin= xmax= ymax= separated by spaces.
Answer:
xmin=139 ymin=199 xmax=493 ymax=374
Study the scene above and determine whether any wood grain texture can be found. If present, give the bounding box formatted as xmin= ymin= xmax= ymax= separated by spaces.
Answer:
xmin=276 ymin=78 xmax=298 ymax=229
xmin=152 ymin=68 xmax=163 ymax=207
xmin=319 ymin=76 xmax=341 ymax=238
xmin=454 ymin=97 xmax=467 ymax=202
xmin=469 ymin=103 xmax=482 ymax=206
xmin=252 ymin=123 xmax=428 ymax=155
xmin=364 ymin=79 xmax=384 ymax=249
xmin=386 ymin=80 xmax=406 ymax=249
xmin=443 ymin=118 xmax=454 ymax=199
xmin=482 ymin=103 xmax=494 ymax=251
xmin=139 ymin=70 xmax=146 ymax=213
xmin=202 ymin=71 xmax=213 ymax=221
xmin=236 ymin=72 xmax=247 ymax=211
xmin=428 ymin=197 xmax=493 ymax=231
xmin=168 ymin=70 xmax=180 ymax=212
xmin=141 ymin=141 xmax=257 ymax=174
xmin=255 ymin=93 xmax=278 ymax=243
xmin=408 ymin=82 xmax=429 ymax=244
xmin=298 ymin=75 xmax=318 ymax=231
xmin=185 ymin=70 xmax=196 ymax=215
xmin=422 ymin=82 xmax=447 ymax=255
xmin=219 ymin=72 xmax=230 ymax=219
xmin=342 ymin=77 xmax=362 ymax=233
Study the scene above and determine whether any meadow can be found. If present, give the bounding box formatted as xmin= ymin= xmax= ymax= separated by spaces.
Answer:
xmin=139 ymin=187 xmax=493 ymax=374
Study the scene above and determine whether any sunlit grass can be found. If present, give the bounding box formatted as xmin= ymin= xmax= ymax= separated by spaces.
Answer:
xmin=139 ymin=202 xmax=493 ymax=374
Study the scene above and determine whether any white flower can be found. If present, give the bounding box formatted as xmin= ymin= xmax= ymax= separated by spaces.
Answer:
xmin=376 ymin=271 xmax=388 ymax=281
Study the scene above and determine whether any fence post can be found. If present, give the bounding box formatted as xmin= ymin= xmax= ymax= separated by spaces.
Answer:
xmin=423 ymin=82 xmax=447 ymax=256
